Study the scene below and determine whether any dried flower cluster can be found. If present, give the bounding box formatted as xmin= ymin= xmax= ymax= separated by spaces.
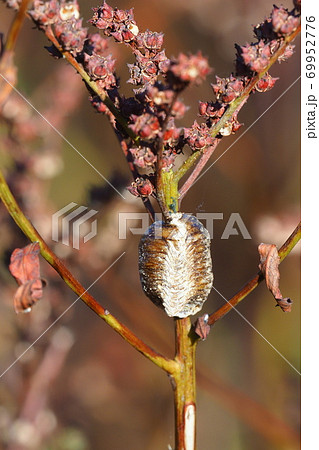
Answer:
xmin=199 ymin=5 xmax=300 ymax=138
xmin=19 ymin=1 xmax=211 ymax=200
xmin=12 ymin=0 xmax=299 ymax=205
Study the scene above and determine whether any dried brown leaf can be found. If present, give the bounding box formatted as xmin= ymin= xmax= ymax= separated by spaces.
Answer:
xmin=13 ymin=279 xmax=47 ymax=314
xmin=9 ymin=242 xmax=41 ymax=285
xmin=258 ymin=243 xmax=293 ymax=312
xmin=258 ymin=243 xmax=281 ymax=297
xmin=9 ymin=242 xmax=46 ymax=313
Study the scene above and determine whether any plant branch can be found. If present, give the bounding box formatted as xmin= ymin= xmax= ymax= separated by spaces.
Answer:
xmin=105 ymin=268 xmax=300 ymax=446
xmin=44 ymin=26 xmax=139 ymax=144
xmin=156 ymin=93 xmax=180 ymax=217
xmin=0 ymin=168 xmax=178 ymax=374
xmin=207 ymin=222 xmax=301 ymax=327
xmin=155 ymin=165 xmax=197 ymax=448
xmin=179 ymin=139 xmax=221 ymax=201
xmin=156 ymin=140 xmax=171 ymax=218
xmin=173 ymin=317 xmax=197 ymax=449
xmin=174 ymin=23 xmax=301 ymax=184
xmin=209 ymin=25 xmax=300 ymax=140
xmin=4 ymin=0 xmax=31 ymax=52
xmin=0 ymin=0 xmax=31 ymax=106
xmin=41 ymin=28 xmax=164 ymax=220
xmin=173 ymin=149 xmax=201 ymax=184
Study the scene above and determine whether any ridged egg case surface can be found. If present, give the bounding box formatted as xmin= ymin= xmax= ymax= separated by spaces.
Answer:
xmin=139 ymin=213 xmax=213 ymax=318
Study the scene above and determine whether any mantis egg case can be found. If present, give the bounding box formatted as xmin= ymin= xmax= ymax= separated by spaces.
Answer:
xmin=138 ymin=213 xmax=213 ymax=318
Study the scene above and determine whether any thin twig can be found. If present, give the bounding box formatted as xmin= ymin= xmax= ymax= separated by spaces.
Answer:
xmin=0 ymin=0 xmax=31 ymax=106
xmin=179 ymin=139 xmax=220 ymax=201
xmin=4 ymin=0 xmax=31 ymax=52
xmin=0 ymin=168 xmax=178 ymax=374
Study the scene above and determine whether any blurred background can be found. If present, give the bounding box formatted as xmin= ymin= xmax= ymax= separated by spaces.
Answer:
xmin=0 ymin=0 xmax=300 ymax=449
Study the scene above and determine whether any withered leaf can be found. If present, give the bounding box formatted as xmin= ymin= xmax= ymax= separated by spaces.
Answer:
xmin=194 ymin=314 xmax=211 ymax=340
xmin=9 ymin=242 xmax=41 ymax=284
xmin=258 ymin=244 xmax=281 ymax=297
xmin=9 ymin=242 xmax=46 ymax=313
xmin=13 ymin=279 xmax=47 ymax=314
xmin=258 ymin=243 xmax=293 ymax=312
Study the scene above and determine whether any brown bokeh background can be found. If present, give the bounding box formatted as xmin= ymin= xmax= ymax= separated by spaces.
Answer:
xmin=0 ymin=0 xmax=300 ymax=449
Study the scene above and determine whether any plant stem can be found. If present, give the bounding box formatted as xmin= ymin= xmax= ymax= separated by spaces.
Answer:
xmin=0 ymin=168 xmax=177 ymax=374
xmin=155 ymin=94 xmax=180 ymax=218
xmin=155 ymin=178 xmax=198 ymax=448
xmin=162 ymin=170 xmax=179 ymax=213
xmin=174 ymin=151 xmax=201 ymax=184
xmin=5 ymin=0 xmax=30 ymax=51
xmin=209 ymin=26 xmax=301 ymax=137
xmin=207 ymin=222 xmax=301 ymax=326
xmin=0 ymin=0 xmax=31 ymax=106
xmin=173 ymin=318 xmax=197 ymax=450
xmin=156 ymin=148 xmax=170 ymax=219
xmin=4 ymin=0 xmax=31 ymax=52
xmin=179 ymin=140 xmax=220 ymax=201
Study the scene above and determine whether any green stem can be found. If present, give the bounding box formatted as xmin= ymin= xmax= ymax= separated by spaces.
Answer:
xmin=174 ymin=152 xmax=201 ymax=184
xmin=0 ymin=168 xmax=177 ymax=374
xmin=157 ymin=177 xmax=197 ymax=448
xmin=173 ymin=318 xmax=197 ymax=450
xmin=162 ymin=170 xmax=179 ymax=213
xmin=278 ymin=222 xmax=301 ymax=262
xmin=155 ymin=92 xmax=180 ymax=218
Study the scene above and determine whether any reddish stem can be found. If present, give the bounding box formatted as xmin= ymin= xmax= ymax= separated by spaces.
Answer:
xmin=179 ymin=139 xmax=220 ymax=201
xmin=0 ymin=169 xmax=177 ymax=374
xmin=4 ymin=0 xmax=31 ymax=52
